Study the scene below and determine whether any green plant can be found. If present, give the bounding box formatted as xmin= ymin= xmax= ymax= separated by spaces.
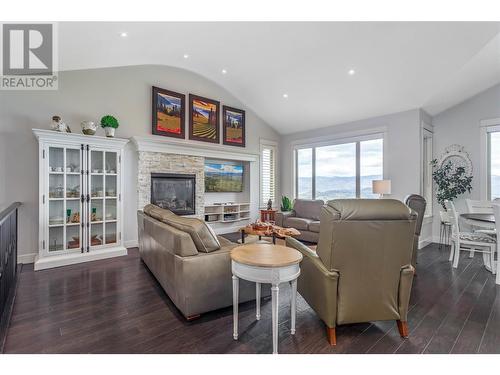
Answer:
xmin=431 ymin=159 xmax=473 ymax=209
xmin=100 ymin=115 xmax=119 ymax=129
xmin=280 ymin=195 xmax=293 ymax=212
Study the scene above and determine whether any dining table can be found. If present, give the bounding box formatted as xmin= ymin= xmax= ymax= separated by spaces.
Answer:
xmin=459 ymin=213 xmax=499 ymax=285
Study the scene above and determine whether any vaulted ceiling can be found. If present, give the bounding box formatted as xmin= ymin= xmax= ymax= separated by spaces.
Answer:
xmin=59 ymin=22 xmax=500 ymax=134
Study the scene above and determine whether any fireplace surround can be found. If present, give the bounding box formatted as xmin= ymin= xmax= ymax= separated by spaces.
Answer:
xmin=151 ymin=173 xmax=196 ymax=215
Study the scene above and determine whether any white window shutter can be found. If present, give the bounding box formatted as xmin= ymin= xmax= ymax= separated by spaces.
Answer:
xmin=261 ymin=143 xmax=276 ymax=208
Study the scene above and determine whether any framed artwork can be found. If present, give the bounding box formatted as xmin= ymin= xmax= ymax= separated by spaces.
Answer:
xmin=189 ymin=94 xmax=220 ymax=143
xmin=152 ymin=86 xmax=185 ymax=139
xmin=222 ymin=106 xmax=246 ymax=147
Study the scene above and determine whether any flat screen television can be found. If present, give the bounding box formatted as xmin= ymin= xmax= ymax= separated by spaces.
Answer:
xmin=205 ymin=162 xmax=244 ymax=192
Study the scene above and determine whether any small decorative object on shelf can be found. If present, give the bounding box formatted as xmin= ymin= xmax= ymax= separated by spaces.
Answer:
xmin=50 ymin=115 xmax=71 ymax=133
xmin=100 ymin=115 xmax=119 ymax=137
xmin=280 ymin=196 xmax=293 ymax=212
xmin=81 ymin=121 xmax=97 ymax=135
xmin=267 ymin=198 xmax=273 ymax=210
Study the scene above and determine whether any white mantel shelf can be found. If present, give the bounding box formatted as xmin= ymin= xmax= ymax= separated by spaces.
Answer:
xmin=131 ymin=135 xmax=259 ymax=162
xmin=33 ymin=128 xmax=129 ymax=148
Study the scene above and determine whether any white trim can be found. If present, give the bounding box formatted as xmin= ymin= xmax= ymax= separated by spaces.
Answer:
xmin=17 ymin=252 xmax=37 ymax=264
xmin=260 ymin=139 xmax=278 ymax=208
xmin=290 ymin=126 xmax=387 ymax=149
xmin=480 ymin=118 xmax=500 ymax=127
xmin=291 ymin=128 xmax=386 ymax=199
xmin=479 ymin=118 xmax=500 ymax=200
xmin=124 ymin=240 xmax=139 ymax=249
xmin=132 ymin=135 xmax=258 ymax=162
xmin=418 ymin=237 xmax=432 ymax=249
xmin=33 ymin=128 xmax=129 ymax=148
xmin=34 ymin=246 xmax=127 ymax=271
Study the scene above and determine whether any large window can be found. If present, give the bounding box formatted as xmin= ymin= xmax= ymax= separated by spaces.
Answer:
xmin=295 ymin=136 xmax=383 ymax=200
xmin=489 ymin=130 xmax=500 ymax=200
xmin=260 ymin=141 xmax=277 ymax=207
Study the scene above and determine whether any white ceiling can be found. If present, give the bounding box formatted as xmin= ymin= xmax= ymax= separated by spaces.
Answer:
xmin=59 ymin=22 xmax=500 ymax=134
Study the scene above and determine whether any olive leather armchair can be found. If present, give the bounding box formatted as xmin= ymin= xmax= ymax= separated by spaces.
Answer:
xmin=404 ymin=194 xmax=427 ymax=273
xmin=286 ymin=199 xmax=416 ymax=345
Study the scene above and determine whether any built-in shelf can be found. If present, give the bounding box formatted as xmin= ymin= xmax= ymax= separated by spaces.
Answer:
xmin=204 ymin=202 xmax=252 ymax=224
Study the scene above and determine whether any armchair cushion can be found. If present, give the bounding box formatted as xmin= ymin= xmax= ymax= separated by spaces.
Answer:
xmin=285 ymin=217 xmax=313 ymax=231
xmin=275 ymin=210 xmax=295 ymax=227
xmin=293 ymin=199 xmax=324 ymax=220
xmin=309 ymin=221 xmax=321 ymax=233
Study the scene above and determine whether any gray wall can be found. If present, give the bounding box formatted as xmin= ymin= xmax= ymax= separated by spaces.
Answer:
xmin=432 ymin=83 xmax=500 ymax=240
xmin=0 ymin=65 xmax=280 ymax=262
xmin=280 ymin=108 xmax=422 ymax=200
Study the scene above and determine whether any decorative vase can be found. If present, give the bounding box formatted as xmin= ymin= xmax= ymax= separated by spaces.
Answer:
xmin=104 ymin=127 xmax=115 ymax=137
xmin=50 ymin=116 xmax=71 ymax=133
xmin=81 ymin=121 xmax=97 ymax=135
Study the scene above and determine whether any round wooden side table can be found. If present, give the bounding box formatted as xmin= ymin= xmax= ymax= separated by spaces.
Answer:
xmin=230 ymin=243 xmax=303 ymax=354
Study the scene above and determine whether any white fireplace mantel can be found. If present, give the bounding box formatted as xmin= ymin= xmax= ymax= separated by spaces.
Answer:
xmin=131 ymin=135 xmax=259 ymax=162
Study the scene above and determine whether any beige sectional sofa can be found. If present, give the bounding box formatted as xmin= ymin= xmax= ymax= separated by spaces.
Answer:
xmin=275 ymin=199 xmax=325 ymax=243
xmin=137 ymin=204 xmax=269 ymax=319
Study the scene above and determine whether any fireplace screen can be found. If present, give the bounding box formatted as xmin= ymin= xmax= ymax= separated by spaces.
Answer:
xmin=150 ymin=173 xmax=196 ymax=215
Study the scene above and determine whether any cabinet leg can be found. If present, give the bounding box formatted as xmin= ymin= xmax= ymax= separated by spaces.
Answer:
xmin=232 ymin=275 xmax=239 ymax=340
xmin=290 ymin=279 xmax=297 ymax=334
xmin=271 ymin=284 xmax=279 ymax=354
xmin=256 ymin=282 xmax=261 ymax=320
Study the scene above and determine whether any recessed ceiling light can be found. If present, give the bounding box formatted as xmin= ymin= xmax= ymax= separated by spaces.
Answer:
xmin=283 ymin=93 xmax=289 ymax=99
xmin=120 ymin=32 xmax=128 ymax=37
xmin=221 ymin=69 xmax=227 ymax=74
xmin=348 ymin=69 xmax=356 ymax=75
xmin=183 ymin=54 xmax=189 ymax=59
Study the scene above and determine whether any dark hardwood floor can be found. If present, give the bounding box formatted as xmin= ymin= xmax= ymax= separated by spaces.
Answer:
xmin=3 ymin=241 xmax=500 ymax=354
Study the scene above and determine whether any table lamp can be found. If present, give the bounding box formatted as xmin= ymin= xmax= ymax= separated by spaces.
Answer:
xmin=372 ymin=179 xmax=391 ymax=198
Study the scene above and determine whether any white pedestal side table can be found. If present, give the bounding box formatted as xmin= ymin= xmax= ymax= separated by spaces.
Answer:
xmin=231 ymin=243 xmax=303 ymax=354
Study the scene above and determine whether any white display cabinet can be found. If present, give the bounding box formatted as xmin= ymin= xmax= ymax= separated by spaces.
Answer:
xmin=33 ymin=129 xmax=128 ymax=270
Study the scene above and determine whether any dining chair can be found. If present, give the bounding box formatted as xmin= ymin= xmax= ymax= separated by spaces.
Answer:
xmin=445 ymin=200 xmax=496 ymax=271
xmin=490 ymin=204 xmax=500 ymax=283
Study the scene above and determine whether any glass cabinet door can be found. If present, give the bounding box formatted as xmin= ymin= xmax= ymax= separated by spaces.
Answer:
xmin=88 ymin=149 xmax=119 ymax=248
xmin=47 ymin=146 xmax=82 ymax=254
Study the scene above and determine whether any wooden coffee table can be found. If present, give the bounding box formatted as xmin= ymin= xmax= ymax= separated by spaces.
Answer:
xmin=239 ymin=224 xmax=301 ymax=244
xmin=231 ymin=243 xmax=303 ymax=354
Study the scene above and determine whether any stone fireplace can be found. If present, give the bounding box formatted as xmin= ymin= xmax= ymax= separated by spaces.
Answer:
xmin=137 ymin=151 xmax=205 ymax=218
xmin=151 ymin=173 xmax=196 ymax=215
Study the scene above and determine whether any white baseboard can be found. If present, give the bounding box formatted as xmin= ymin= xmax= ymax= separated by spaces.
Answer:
xmin=17 ymin=252 xmax=37 ymax=264
xmin=418 ymin=237 xmax=433 ymax=249
xmin=124 ymin=240 xmax=139 ymax=248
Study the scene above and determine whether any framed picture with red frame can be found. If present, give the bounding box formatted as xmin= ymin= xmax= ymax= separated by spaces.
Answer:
xmin=152 ymin=86 xmax=185 ymax=139
xmin=222 ymin=105 xmax=245 ymax=147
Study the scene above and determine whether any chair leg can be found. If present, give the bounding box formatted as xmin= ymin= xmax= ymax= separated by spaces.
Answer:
xmin=453 ymin=240 xmax=460 ymax=268
xmin=449 ymin=240 xmax=455 ymax=262
xmin=439 ymin=224 xmax=443 ymax=250
xmin=469 ymin=249 xmax=475 ymax=258
xmin=326 ymin=326 xmax=337 ymax=346
xmin=397 ymin=320 xmax=409 ymax=338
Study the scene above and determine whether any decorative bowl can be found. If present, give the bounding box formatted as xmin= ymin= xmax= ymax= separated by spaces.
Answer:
xmin=81 ymin=121 xmax=97 ymax=135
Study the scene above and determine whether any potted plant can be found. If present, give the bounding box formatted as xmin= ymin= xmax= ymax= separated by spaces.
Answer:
xmin=100 ymin=115 xmax=119 ymax=137
xmin=431 ymin=159 xmax=473 ymax=209
xmin=280 ymin=195 xmax=293 ymax=212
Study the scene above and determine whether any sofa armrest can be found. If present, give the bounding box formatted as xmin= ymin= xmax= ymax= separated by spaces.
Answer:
xmin=276 ymin=210 xmax=295 ymax=227
xmin=398 ymin=264 xmax=415 ymax=321
xmin=286 ymin=237 xmax=339 ymax=328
